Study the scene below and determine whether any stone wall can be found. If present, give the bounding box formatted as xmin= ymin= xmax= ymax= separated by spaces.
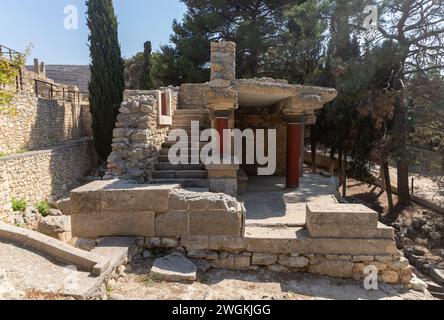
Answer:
xmin=106 ymin=89 xmax=177 ymax=181
xmin=134 ymin=236 xmax=412 ymax=285
xmin=178 ymin=84 xmax=209 ymax=110
xmin=0 ymin=67 xmax=92 ymax=154
xmin=70 ymin=181 xmax=245 ymax=239
xmin=0 ymin=138 xmax=95 ymax=222
xmin=235 ymin=106 xmax=287 ymax=176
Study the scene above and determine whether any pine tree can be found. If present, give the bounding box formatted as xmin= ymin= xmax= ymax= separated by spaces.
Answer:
xmin=87 ymin=0 xmax=125 ymax=161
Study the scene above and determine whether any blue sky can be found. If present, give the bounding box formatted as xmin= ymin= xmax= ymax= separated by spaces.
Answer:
xmin=0 ymin=0 xmax=187 ymax=65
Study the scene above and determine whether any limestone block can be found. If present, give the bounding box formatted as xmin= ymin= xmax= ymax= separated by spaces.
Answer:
xmin=309 ymin=260 xmax=354 ymax=278
xmin=381 ymin=270 xmax=399 ymax=283
xmin=155 ymin=211 xmax=188 ymax=237
xmin=278 ymin=255 xmax=309 ymax=268
xmin=234 ymin=255 xmax=251 ymax=269
xmin=211 ymin=255 xmax=235 ymax=269
xmin=181 ymin=236 xmax=210 ymax=251
xmin=150 ymin=253 xmax=197 ymax=282
xmin=71 ymin=211 xmax=155 ymax=239
xmin=208 ymin=236 xmax=247 ymax=252
xmin=208 ymin=179 xmax=238 ymax=197
xmin=268 ymin=264 xmax=288 ymax=273
xmin=306 ymin=203 xmax=379 ymax=239
xmin=252 ymin=253 xmax=277 ymax=266
xmin=189 ymin=209 xmax=243 ymax=237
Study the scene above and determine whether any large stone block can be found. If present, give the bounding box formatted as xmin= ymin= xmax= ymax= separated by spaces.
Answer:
xmin=306 ymin=203 xmax=379 ymax=239
xmin=155 ymin=211 xmax=189 ymax=237
xmin=189 ymin=209 xmax=243 ymax=237
xmin=99 ymin=182 xmax=176 ymax=213
xmin=309 ymin=260 xmax=354 ymax=278
xmin=71 ymin=211 xmax=155 ymax=239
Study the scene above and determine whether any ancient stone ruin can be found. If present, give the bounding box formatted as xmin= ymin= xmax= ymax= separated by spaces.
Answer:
xmin=69 ymin=41 xmax=413 ymax=285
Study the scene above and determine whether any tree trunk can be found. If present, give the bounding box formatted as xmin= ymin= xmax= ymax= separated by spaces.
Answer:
xmin=393 ymin=92 xmax=411 ymax=206
xmin=383 ymin=162 xmax=394 ymax=213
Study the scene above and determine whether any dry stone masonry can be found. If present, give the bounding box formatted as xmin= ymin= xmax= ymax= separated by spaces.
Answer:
xmin=106 ymin=89 xmax=178 ymax=182
xmin=0 ymin=139 xmax=95 ymax=222
xmin=0 ymin=68 xmax=91 ymax=154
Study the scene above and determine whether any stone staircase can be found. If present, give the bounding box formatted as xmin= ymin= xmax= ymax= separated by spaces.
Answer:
xmin=151 ymin=109 xmax=210 ymax=188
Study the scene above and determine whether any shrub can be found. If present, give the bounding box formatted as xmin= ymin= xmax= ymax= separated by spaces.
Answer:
xmin=35 ymin=201 xmax=50 ymax=217
xmin=11 ymin=198 xmax=27 ymax=212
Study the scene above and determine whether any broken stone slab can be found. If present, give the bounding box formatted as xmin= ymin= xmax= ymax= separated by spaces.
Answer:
xmin=150 ymin=253 xmax=197 ymax=282
xmin=37 ymin=215 xmax=71 ymax=239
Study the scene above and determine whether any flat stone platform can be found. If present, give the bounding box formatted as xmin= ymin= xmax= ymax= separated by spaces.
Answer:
xmin=240 ymin=175 xmax=338 ymax=227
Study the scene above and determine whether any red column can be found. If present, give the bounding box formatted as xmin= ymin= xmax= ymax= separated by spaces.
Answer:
xmin=287 ymin=123 xmax=302 ymax=188
xmin=216 ymin=118 xmax=229 ymax=156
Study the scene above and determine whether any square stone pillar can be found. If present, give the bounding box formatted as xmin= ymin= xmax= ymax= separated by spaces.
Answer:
xmin=206 ymin=160 xmax=239 ymax=196
xmin=211 ymin=41 xmax=236 ymax=82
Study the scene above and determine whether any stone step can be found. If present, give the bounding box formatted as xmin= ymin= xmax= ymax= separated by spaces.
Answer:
xmin=150 ymin=179 xmax=209 ymax=188
xmin=155 ymin=163 xmax=205 ymax=171
xmin=152 ymin=170 xmax=208 ymax=179
xmin=160 ymin=147 xmax=203 ymax=156
xmin=162 ymin=141 xmax=208 ymax=148
xmin=175 ymin=109 xmax=209 ymax=116
xmin=170 ymin=125 xmax=210 ymax=131
xmin=158 ymin=155 xmax=208 ymax=163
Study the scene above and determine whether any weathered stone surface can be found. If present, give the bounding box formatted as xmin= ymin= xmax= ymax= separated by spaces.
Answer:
xmin=70 ymin=238 xmax=96 ymax=251
xmin=252 ymin=253 xmax=277 ymax=266
xmin=0 ymin=222 xmax=109 ymax=275
xmin=72 ymin=211 xmax=155 ymax=239
xmin=155 ymin=211 xmax=188 ymax=237
xmin=309 ymin=260 xmax=354 ymax=278
xmin=387 ymin=257 xmax=410 ymax=270
xmin=234 ymin=255 xmax=251 ymax=269
xmin=367 ymin=261 xmax=387 ymax=271
xmin=278 ymin=255 xmax=309 ymax=268
xmin=410 ymin=276 xmax=428 ymax=292
xmin=150 ymin=253 xmax=197 ymax=282
xmin=37 ymin=215 xmax=71 ymax=240
xmin=268 ymin=264 xmax=288 ymax=273
xmin=48 ymin=209 xmax=63 ymax=217
xmin=306 ymin=203 xmax=379 ymax=239
xmin=381 ymin=270 xmax=399 ymax=283
xmin=352 ymin=255 xmax=375 ymax=262
xmin=430 ymin=267 xmax=444 ymax=284
xmin=211 ymin=255 xmax=235 ymax=269
xmin=189 ymin=210 xmax=243 ymax=237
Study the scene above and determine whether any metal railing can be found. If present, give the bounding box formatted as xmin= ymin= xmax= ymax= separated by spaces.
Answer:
xmin=0 ymin=44 xmax=21 ymax=61
xmin=34 ymin=79 xmax=87 ymax=104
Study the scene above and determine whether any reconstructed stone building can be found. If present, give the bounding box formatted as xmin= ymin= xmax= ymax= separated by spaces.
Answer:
xmin=106 ymin=41 xmax=337 ymax=195
xmin=69 ymin=42 xmax=413 ymax=285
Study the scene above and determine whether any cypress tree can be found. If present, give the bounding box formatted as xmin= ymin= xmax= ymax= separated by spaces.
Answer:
xmin=86 ymin=0 xmax=125 ymax=160
xmin=140 ymin=41 xmax=154 ymax=90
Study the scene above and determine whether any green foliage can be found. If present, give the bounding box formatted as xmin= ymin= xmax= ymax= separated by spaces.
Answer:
xmin=35 ymin=201 xmax=50 ymax=217
xmin=0 ymin=45 xmax=32 ymax=112
xmin=87 ymin=0 xmax=125 ymax=161
xmin=11 ymin=198 xmax=27 ymax=212
xmin=140 ymin=41 xmax=154 ymax=90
